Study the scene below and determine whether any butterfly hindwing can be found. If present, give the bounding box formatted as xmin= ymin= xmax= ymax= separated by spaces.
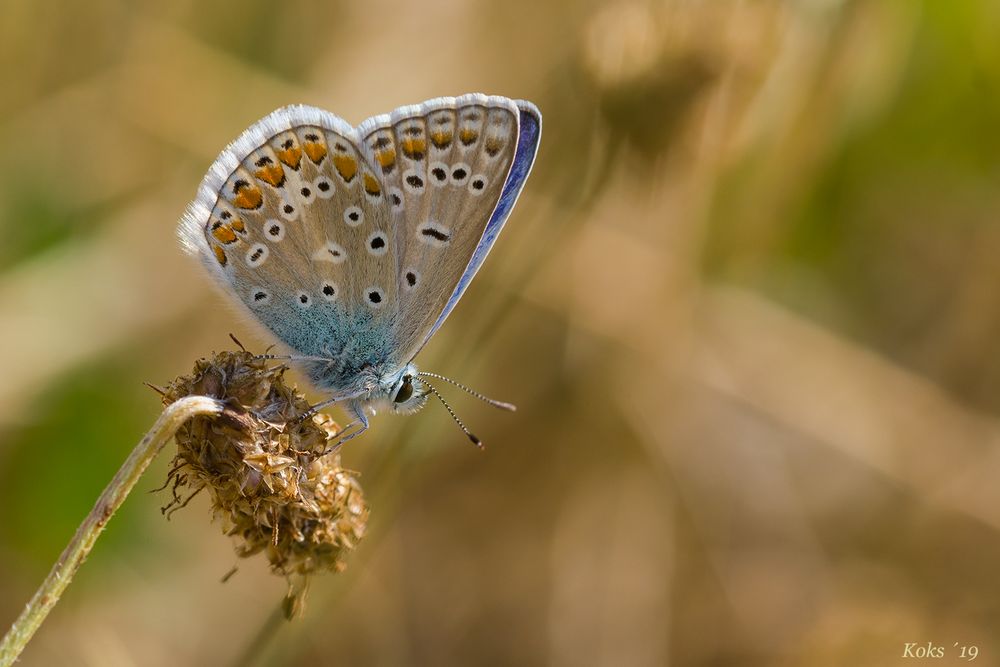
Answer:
xmin=180 ymin=96 xmax=540 ymax=395
xmin=179 ymin=107 xmax=398 ymax=390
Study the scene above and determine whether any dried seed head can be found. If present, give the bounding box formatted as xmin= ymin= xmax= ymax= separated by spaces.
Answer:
xmin=160 ymin=350 xmax=368 ymax=580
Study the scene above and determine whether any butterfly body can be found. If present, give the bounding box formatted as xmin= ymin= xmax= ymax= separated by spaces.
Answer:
xmin=179 ymin=94 xmax=540 ymax=438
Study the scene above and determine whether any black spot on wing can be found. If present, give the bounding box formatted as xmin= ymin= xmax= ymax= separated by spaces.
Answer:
xmin=421 ymin=227 xmax=450 ymax=242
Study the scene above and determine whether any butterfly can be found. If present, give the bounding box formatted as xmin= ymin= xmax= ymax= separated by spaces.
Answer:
xmin=178 ymin=94 xmax=541 ymax=446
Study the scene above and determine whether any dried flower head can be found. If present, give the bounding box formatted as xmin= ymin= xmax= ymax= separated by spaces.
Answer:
xmin=159 ymin=350 xmax=368 ymax=582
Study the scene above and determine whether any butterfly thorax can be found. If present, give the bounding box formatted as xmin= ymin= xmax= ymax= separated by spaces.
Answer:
xmin=302 ymin=359 xmax=429 ymax=416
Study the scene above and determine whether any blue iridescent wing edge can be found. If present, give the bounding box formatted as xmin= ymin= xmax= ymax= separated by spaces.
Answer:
xmin=407 ymin=100 xmax=542 ymax=360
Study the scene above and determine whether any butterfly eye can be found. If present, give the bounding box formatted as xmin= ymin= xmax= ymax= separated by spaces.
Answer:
xmin=394 ymin=376 xmax=414 ymax=404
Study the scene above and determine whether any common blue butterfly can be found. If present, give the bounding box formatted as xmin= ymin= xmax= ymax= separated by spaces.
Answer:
xmin=178 ymin=94 xmax=541 ymax=446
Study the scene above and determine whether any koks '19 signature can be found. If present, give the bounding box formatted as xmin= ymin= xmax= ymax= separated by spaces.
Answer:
xmin=902 ymin=642 xmax=978 ymax=660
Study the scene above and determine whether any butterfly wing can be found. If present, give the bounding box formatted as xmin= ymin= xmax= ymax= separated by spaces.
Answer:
xmin=356 ymin=94 xmax=542 ymax=367
xmin=178 ymin=105 xmax=400 ymax=394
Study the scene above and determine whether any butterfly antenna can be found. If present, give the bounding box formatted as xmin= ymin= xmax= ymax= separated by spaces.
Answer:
xmin=418 ymin=377 xmax=484 ymax=450
xmin=417 ymin=372 xmax=517 ymax=411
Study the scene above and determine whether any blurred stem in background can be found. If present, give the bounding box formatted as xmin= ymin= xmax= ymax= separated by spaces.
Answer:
xmin=0 ymin=396 xmax=223 ymax=667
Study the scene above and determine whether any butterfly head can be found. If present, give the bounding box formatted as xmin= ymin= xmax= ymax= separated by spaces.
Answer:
xmin=383 ymin=363 xmax=429 ymax=415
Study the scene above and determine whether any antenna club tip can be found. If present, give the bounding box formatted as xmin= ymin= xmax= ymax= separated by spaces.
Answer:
xmin=468 ymin=433 xmax=484 ymax=449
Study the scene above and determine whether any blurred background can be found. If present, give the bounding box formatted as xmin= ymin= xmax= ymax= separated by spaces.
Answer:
xmin=2 ymin=0 xmax=1000 ymax=664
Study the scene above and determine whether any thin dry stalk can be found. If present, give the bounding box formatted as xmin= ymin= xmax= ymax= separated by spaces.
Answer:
xmin=0 ymin=395 xmax=224 ymax=667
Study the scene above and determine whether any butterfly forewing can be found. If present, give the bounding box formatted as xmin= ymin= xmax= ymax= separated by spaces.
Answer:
xmin=180 ymin=96 xmax=540 ymax=397
xmin=358 ymin=96 xmax=521 ymax=366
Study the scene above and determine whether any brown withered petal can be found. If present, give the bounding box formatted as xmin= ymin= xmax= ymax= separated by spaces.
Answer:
xmin=159 ymin=350 xmax=369 ymax=583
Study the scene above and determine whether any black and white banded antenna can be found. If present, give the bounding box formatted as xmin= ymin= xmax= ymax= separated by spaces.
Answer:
xmin=417 ymin=376 xmax=485 ymax=450
xmin=417 ymin=372 xmax=517 ymax=412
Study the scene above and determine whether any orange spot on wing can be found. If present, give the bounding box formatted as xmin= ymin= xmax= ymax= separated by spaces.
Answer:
xmin=276 ymin=146 xmax=302 ymax=170
xmin=254 ymin=164 xmax=285 ymax=187
xmin=213 ymin=245 xmax=227 ymax=266
xmin=400 ymin=138 xmax=426 ymax=160
xmin=363 ymin=173 xmax=382 ymax=196
xmin=376 ymin=149 xmax=396 ymax=170
xmin=485 ymin=137 xmax=504 ymax=156
xmin=430 ymin=131 xmax=452 ymax=149
xmin=229 ymin=218 xmax=245 ymax=233
xmin=333 ymin=155 xmax=357 ymax=182
xmin=303 ymin=141 xmax=327 ymax=164
xmin=211 ymin=224 xmax=237 ymax=244
xmin=232 ymin=183 xmax=263 ymax=209
xmin=459 ymin=128 xmax=479 ymax=145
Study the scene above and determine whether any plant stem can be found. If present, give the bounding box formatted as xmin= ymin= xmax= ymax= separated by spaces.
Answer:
xmin=0 ymin=395 xmax=223 ymax=667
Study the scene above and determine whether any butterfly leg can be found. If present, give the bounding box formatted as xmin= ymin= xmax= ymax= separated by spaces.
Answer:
xmin=254 ymin=353 xmax=331 ymax=363
xmin=328 ymin=405 xmax=370 ymax=453
xmin=296 ymin=387 xmax=368 ymax=425
xmin=296 ymin=394 xmax=347 ymax=423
